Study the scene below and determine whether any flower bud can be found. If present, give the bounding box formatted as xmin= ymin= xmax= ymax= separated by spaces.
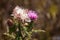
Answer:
xmin=7 ymin=19 xmax=14 ymax=26
xmin=24 ymin=23 xmax=28 ymax=26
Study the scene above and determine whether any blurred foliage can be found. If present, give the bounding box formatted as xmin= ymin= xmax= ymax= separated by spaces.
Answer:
xmin=49 ymin=3 xmax=58 ymax=19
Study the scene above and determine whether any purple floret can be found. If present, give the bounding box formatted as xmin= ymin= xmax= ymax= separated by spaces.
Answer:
xmin=28 ymin=10 xmax=38 ymax=20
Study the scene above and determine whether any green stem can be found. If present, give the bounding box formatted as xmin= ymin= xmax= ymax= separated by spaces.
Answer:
xmin=27 ymin=21 xmax=34 ymax=32
xmin=15 ymin=31 xmax=22 ymax=40
xmin=15 ymin=22 xmax=26 ymax=40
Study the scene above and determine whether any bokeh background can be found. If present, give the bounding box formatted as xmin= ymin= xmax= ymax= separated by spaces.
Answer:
xmin=0 ymin=0 xmax=60 ymax=40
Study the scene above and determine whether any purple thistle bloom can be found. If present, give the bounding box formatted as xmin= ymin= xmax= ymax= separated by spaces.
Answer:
xmin=28 ymin=10 xmax=38 ymax=20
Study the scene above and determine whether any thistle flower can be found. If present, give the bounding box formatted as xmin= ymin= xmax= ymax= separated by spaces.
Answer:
xmin=28 ymin=10 xmax=38 ymax=20
xmin=12 ymin=6 xmax=31 ymax=22
xmin=11 ymin=6 xmax=23 ymax=19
